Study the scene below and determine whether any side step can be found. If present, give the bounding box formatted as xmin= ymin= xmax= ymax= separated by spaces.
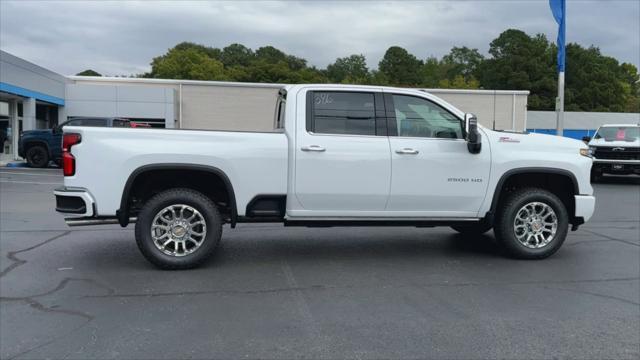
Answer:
xmin=65 ymin=217 xmax=137 ymax=227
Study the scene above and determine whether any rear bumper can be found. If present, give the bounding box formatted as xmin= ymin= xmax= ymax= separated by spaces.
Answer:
xmin=54 ymin=187 xmax=95 ymax=217
xmin=574 ymin=195 xmax=596 ymax=223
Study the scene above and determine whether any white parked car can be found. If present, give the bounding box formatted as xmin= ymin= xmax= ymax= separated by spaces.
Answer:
xmin=584 ymin=124 xmax=640 ymax=181
xmin=54 ymin=84 xmax=596 ymax=269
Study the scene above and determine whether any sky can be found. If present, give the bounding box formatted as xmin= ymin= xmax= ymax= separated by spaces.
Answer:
xmin=1 ymin=0 xmax=638 ymax=76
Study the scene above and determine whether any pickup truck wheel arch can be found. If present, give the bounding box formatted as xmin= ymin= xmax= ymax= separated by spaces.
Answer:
xmin=118 ymin=164 xmax=237 ymax=228
xmin=488 ymin=167 xmax=579 ymax=224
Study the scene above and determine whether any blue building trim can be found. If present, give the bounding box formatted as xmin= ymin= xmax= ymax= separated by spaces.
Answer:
xmin=0 ymin=82 xmax=65 ymax=106
xmin=527 ymin=128 xmax=596 ymax=140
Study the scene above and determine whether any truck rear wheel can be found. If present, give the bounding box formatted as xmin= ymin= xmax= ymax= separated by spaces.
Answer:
xmin=135 ymin=188 xmax=222 ymax=269
xmin=25 ymin=145 xmax=49 ymax=168
xmin=494 ymin=188 xmax=568 ymax=259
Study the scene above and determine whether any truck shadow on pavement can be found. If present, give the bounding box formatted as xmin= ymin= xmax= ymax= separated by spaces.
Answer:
xmin=69 ymin=230 xmax=506 ymax=271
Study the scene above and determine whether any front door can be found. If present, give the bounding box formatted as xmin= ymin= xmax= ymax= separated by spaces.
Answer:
xmin=384 ymin=92 xmax=490 ymax=217
xmin=291 ymin=89 xmax=391 ymax=216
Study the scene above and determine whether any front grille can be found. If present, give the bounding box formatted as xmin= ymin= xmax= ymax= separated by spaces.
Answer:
xmin=593 ymin=147 xmax=640 ymax=160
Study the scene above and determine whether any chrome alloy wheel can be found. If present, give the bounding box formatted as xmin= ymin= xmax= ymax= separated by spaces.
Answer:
xmin=150 ymin=204 xmax=207 ymax=257
xmin=513 ymin=201 xmax=558 ymax=249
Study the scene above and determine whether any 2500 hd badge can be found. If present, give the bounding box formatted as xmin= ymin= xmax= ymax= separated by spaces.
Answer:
xmin=448 ymin=177 xmax=483 ymax=183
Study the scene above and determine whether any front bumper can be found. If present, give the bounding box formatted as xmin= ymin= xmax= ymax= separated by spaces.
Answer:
xmin=574 ymin=195 xmax=596 ymax=223
xmin=592 ymin=159 xmax=640 ymax=174
xmin=54 ymin=187 xmax=95 ymax=218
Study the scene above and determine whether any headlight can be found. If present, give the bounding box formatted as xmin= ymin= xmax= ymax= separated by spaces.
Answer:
xmin=580 ymin=148 xmax=591 ymax=157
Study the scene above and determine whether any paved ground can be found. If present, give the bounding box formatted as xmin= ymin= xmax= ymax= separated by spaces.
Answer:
xmin=1 ymin=168 xmax=638 ymax=360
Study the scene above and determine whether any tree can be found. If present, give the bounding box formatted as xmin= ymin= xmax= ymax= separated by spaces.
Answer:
xmin=480 ymin=29 xmax=556 ymax=110
xmin=619 ymin=63 xmax=640 ymax=112
xmin=220 ymin=43 xmax=254 ymax=67
xmin=140 ymin=37 xmax=638 ymax=113
xmin=441 ymin=46 xmax=484 ymax=82
xmin=378 ymin=46 xmax=423 ymax=86
xmin=563 ymin=44 xmax=628 ymax=112
xmin=420 ymin=56 xmax=444 ymax=88
xmin=326 ymin=54 xmax=369 ymax=83
xmin=149 ymin=46 xmax=226 ymax=80
xmin=76 ymin=69 xmax=102 ymax=76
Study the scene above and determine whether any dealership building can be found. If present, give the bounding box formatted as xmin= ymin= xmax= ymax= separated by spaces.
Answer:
xmin=2 ymin=49 xmax=537 ymax=162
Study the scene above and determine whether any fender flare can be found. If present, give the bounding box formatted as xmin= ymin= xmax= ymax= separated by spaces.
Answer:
xmin=488 ymin=167 xmax=579 ymax=215
xmin=117 ymin=163 xmax=237 ymax=227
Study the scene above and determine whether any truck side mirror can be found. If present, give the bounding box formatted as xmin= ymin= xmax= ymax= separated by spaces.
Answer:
xmin=582 ymin=136 xmax=591 ymax=143
xmin=464 ymin=113 xmax=481 ymax=154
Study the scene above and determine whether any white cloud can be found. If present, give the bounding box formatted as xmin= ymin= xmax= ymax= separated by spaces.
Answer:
xmin=0 ymin=0 xmax=638 ymax=76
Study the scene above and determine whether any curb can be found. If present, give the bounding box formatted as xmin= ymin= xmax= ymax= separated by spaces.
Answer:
xmin=4 ymin=162 xmax=29 ymax=168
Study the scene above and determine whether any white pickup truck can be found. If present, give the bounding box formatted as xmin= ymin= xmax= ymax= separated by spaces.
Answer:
xmin=54 ymin=84 xmax=595 ymax=269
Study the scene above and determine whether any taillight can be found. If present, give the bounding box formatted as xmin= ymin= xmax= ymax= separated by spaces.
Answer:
xmin=62 ymin=133 xmax=81 ymax=176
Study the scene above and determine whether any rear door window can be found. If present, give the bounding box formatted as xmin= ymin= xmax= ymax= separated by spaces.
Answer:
xmin=308 ymin=92 xmax=377 ymax=136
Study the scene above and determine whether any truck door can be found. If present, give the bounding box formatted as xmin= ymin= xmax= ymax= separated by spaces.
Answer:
xmin=292 ymin=89 xmax=391 ymax=215
xmin=384 ymin=92 xmax=490 ymax=217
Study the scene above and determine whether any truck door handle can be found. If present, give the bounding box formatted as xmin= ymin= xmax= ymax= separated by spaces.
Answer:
xmin=395 ymin=148 xmax=419 ymax=155
xmin=301 ymin=145 xmax=326 ymax=152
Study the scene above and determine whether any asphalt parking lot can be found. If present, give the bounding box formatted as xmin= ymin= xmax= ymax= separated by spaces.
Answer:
xmin=0 ymin=168 xmax=638 ymax=359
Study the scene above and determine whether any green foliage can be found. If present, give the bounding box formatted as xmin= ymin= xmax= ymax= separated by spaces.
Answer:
xmin=143 ymin=33 xmax=639 ymax=112
xmin=441 ymin=46 xmax=484 ymax=82
xmin=76 ymin=69 xmax=102 ymax=76
xmin=150 ymin=45 xmax=226 ymax=80
xmin=480 ymin=30 xmax=556 ymax=110
xmin=378 ymin=46 xmax=423 ymax=86
xmin=326 ymin=54 xmax=369 ymax=83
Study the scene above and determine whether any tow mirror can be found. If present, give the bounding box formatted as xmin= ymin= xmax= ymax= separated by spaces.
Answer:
xmin=582 ymin=136 xmax=591 ymax=143
xmin=464 ymin=113 xmax=481 ymax=154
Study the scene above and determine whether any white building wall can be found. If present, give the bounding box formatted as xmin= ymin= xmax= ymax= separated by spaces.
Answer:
xmin=65 ymin=83 xmax=176 ymax=127
xmin=425 ymin=89 xmax=529 ymax=132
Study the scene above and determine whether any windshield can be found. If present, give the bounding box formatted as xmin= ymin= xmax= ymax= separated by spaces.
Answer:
xmin=594 ymin=126 xmax=640 ymax=142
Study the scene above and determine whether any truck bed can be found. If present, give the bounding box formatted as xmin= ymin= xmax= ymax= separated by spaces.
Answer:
xmin=63 ymin=126 xmax=288 ymax=216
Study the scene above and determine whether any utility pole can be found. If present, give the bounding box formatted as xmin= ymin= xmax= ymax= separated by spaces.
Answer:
xmin=550 ymin=0 xmax=566 ymax=137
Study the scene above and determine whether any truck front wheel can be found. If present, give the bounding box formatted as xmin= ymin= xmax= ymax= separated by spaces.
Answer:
xmin=494 ymin=188 xmax=568 ymax=259
xmin=135 ymin=188 xmax=222 ymax=269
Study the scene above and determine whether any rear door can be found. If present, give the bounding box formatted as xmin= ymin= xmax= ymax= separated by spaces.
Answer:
xmin=291 ymin=88 xmax=391 ymax=216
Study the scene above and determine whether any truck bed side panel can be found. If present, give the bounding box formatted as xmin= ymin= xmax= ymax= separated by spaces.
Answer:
xmin=63 ymin=127 xmax=288 ymax=217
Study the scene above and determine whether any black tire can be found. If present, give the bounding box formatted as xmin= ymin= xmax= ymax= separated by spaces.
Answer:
xmin=135 ymin=188 xmax=222 ymax=270
xmin=451 ymin=220 xmax=493 ymax=235
xmin=494 ymin=188 xmax=568 ymax=259
xmin=25 ymin=145 xmax=49 ymax=168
